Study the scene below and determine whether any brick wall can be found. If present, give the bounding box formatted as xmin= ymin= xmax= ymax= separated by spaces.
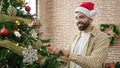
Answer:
xmin=106 ymin=25 xmax=120 ymax=63
xmin=38 ymin=0 xmax=120 ymax=62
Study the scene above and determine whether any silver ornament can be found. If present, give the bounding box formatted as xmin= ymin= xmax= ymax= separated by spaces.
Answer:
xmin=7 ymin=5 xmax=17 ymax=16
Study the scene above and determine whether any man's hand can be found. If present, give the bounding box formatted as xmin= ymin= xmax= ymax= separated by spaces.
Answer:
xmin=53 ymin=47 xmax=70 ymax=58
xmin=47 ymin=44 xmax=70 ymax=58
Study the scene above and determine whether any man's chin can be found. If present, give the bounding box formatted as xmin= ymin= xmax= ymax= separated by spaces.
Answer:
xmin=78 ymin=27 xmax=85 ymax=31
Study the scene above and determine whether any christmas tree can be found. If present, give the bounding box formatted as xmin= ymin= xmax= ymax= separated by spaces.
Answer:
xmin=0 ymin=0 xmax=64 ymax=68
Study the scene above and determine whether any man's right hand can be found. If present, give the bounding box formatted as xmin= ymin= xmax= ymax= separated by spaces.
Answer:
xmin=46 ymin=44 xmax=70 ymax=58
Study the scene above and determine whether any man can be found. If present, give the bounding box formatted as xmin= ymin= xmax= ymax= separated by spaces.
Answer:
xmin=48 ymin=2 xmax=110 ymax=68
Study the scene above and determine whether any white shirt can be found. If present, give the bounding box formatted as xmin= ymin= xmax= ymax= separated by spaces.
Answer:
xmin=72 ymin=32 xmax=91 ymax=68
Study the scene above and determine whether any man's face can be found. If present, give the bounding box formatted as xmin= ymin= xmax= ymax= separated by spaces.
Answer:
xmin=75 ymin=12 xmax=91 ymax=31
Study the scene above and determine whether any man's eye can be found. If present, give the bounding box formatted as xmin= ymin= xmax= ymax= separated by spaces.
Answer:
xmin=75 ymin=16 xmax=85 ymax=19
xmin=79 ymin=16 xmax=85 ymax=18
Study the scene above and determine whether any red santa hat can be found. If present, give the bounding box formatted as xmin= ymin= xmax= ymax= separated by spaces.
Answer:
xmin=74 ymin=2 xmax=97 ymax=19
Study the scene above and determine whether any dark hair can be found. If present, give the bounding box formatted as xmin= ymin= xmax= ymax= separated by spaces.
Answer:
xmin=75 ymin=11 xmax=80 ymax=13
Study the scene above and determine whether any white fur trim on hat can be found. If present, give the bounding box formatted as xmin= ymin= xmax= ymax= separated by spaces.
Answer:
xmin=74 ymin=7 xmax=97 ymax=19
xmin=89 ymin=10 xmax=97 ymax=19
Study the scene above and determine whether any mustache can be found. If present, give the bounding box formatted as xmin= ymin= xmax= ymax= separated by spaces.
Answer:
xmin=76 ymin=20 xmax=88 ymax=25
xmin=76 ymin=21 xmax=85 ymax=26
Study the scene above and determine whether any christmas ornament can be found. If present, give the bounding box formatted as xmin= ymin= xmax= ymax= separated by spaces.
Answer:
xmin=14 ymin=31 xmax=21 ymax=37
xmin=17 ymin=0 xmax=25 ymax=6
xmin=0 ymin=28 xmax=9 ymax=36
xmin=29 ymin=16 xmax=40 ymax=27
xmin=22 ymin=45 xmax=38 ymax=64
xmin=25 ymin=6 xmax=31 ymax=12
xmin=15 ymin=20 xmax=20 ymax=25
xmin=7 ymin=5 xmax=17 ymax=16
xmin=34 ymin=21 xmax=40 ymax=27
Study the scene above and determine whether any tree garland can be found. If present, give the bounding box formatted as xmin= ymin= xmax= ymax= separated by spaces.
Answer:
xmin=100 ymin=24 xmax=120 ymax=45
xmin=0 ymin=0 xmax=64 ymax=68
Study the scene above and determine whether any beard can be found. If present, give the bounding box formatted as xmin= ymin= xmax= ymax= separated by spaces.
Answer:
xmin=76 ymin=20 xmax=90 ymax=31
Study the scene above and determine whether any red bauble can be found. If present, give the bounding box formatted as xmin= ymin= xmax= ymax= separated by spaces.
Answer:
xmin=34 ymin=21 xmax=40 ymax=27
xmin=25 ymin=6 xmax=31 ymax=12
xmin=0 ymin=28 xmax=9 ymax=36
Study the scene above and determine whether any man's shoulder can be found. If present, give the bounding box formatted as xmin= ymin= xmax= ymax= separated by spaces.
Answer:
xmin=92 ymin=27 xmax=109 ymax=38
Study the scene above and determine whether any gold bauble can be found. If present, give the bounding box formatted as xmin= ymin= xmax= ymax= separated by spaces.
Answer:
xmin=17 ymin=0 xmax=25 ymax=6
xmin=16 ymin=20 xmax=20 ymax=25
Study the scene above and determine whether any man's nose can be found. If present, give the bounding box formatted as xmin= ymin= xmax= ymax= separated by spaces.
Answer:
xmin=76 ymin=19 xmax=82 ymax=23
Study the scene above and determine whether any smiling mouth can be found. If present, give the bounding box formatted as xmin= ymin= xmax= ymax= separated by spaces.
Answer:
xmin=77 ymin=23 xmax=83 ymax=27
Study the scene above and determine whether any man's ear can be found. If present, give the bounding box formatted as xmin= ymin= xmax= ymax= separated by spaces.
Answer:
xmin=89 ymin=18 xmax=93 ymax=22
xmin=88 ymin=17 xmax=93 ymax=20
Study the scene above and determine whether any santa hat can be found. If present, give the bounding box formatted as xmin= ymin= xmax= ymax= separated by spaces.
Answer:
xmin=74 ymin=2 xmax=97 ymax=19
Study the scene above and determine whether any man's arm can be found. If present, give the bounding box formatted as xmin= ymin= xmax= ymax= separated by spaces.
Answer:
xmin=69 ymin=35 xmax=110 ymax=68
